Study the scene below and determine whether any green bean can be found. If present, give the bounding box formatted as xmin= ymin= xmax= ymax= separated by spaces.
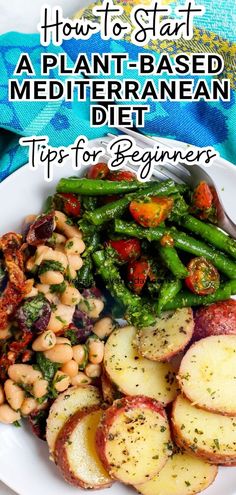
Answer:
xmin=228 ymin=279 xmax=236 ymax=295
xmin=156 ymin=279 xmax=182 ymax=315
xmin=179 ymin=215 xmax=236 ymax=260
xmin=82 ymin=196 xmax=98 ymax=211
xmin=76 ymin=257 xmax=94 ymax=288
xmin=57 ymin=178 xmax=154 ymax=196
xmin=159 ymin=246 xmax=188 ymax=279
xmin=114 ymin=220 xmax=236 ymax=279
xmin=85 ymin=180 xmax=178 ymax=226
xmin=86 ymin=197 xmax=129 ymax=226
xmin=161 ymin=283 xmax=232 ymax=311
xmin=92 ymin=249 xmax=155 ymax=327
xmin=43 ymin=195 xmax=54 ymax=213
xmin=76 ymin=227 xmax=100 ymax=288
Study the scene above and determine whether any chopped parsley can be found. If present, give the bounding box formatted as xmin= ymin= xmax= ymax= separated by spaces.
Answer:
xmin=65 ymin=328 xmax=79 ymax=345
xmin=213 ymin=438 xmax=220 ymax=450
xmin=21 ymin=294 xmax=47 ymax=329
xmin=13 ymin=421 xmax=21 ymax=428
xmin=50 ymin=281 xmax=67 ymax=294
xmin=38 ymin=260 xmax=64 ymax=275
xmin=35 ymin=352 xmax=60 ymax=382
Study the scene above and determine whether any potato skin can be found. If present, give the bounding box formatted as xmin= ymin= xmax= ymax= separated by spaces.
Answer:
xmin=96 ymin=395 xmax=168 ymax=481
xmin=101 ymin=370 xmax=121 ymax=405
xmin=137 ymin=308 xmax=194 ymax=362
xmin=171 ymin=398 xmax=236 ymax=465
xmin=54 ymin=406 xmax=112 ymax=490
xmin=46 ymin=385 xmax=101 ymax=455
xmin=194 ymin=300 xmax=236 ymax=340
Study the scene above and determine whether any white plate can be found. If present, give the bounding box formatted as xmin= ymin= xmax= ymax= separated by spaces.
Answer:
xmin=0 ymin=138 xmax=235 ymax=495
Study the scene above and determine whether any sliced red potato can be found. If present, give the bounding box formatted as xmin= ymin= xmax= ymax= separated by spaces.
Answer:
xmin=46 ymin=385 xmax=101 ymax=456
xmin=136 ymin=450 xmax=218 ymax=495
xmin=96 ymin=396 xmax=171 ymax=485
xmin=194 ymin=299 xmax=236 ymax=340
xmin=55 ymin=406 xmax=112 ymax=489
xmin=104 ymin=326 xmax=178 ymax=405
xmin=172 ymin=395 xmax=236 ymax=464
xmin=136 ymin=308 xmax=194 ymax=362
xmin=178 ymin=335 xmax=236 ymax=415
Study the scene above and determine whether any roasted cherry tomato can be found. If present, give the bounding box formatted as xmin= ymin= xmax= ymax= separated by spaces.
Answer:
xmin=107 ymin=170 xmax=136 ymax=181
xmin=59 ymin=193 xmax=81 ymax=217
xmin=101 ymin=194 xmax=120 ymax=205
xmin=160 ymin=233 xmax=174 ymax=247
xmin=106 ymin=239 xmax=141 ymax=263
xmin=127 ymin=258 xmax=150 ymax=294
xmin=129 ymin=196 xmax=173 ymax=228
xmin=185 ymin=257 xmax=220 ymax=295
xmin=87 ymin=163 xmax=109 ymax=180
xmin=192 ymin=181 xmax=213 ymax=210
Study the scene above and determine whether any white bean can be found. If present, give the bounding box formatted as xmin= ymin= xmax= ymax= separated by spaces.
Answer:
xmin=25 ymin=286 xmax=38 ymax=298
xmin=54 ymin=233 xmax=66 ymax=245
xmin=32 ymin=331 xmax=56 ymax=352
xmin=64 ymin=224 xmax=82 ymax=239
xmin=79 ymin=298 xmax=104 ymax=319
xmin=21 ymin=398 xmax=47 ymax=416
xmin=60 ymin=285 xmax=82 ymax=306
xmin=47 ymin=304 xmax=75 ymax=333
xmin=44 ymin=292 xmax=60 ymax=305
xmin=85 ymin=363 xmax=102 ymax=378
xmin=33 ymin=379 xmax=48 ymax=399
xmin=66 ymin=266 xmax=77 ymax=280
xmin=35 ymin=246 xmax=51 ymax=266
xmin=0 ymin=385 xmax=5 ymax=405
xmin=61 ymin=360 xmax=78 ymax=378
xmin=88 ymin=340 xmax=104 ymax=365
xmin=44 ymin=344 xmax=73 ymax=364
xmin=53 ymin=371 xmax=70 ymax=392
xmin=39 ymin=271 xmax=64 ymax=285
xmin=55 ymin=245 xmax=66 ymax=254
xmin=26 ymin=256 xmax=36 ymax=272
xmin=72 ymin=345 xmax=87 ymax=366
xmin=55 ymin=211 xmax=82 ymax=239
xmin=0 ymin=404 xmax=21 ymax=424
xmin=67 ymin=254 xmax=83 ymax=271
xmin=93 ymin=317 xmax=115 ymax=339
xmin=65 ymin=237 xmax=85 ymax=255
xmin=35 ymin=245 xmax=68 ymax=269
xmin=51 ymin=251 xmax=68 ymax=270
xmin=4 ymin=380 xmax=25 ymax=411
xmin=8 ymin=364 xmax=42 ymax=385
xmin=21 ymin=397 xmax=39 ymax=416
xmin=24 ymin=279 xmax=38 ymax=298
xmin=36 ymin=283 xmax=50 ymax=294
xmin=71 ymin=373 xmax=92 ymax=386
xmin=56 ymin=337 xmax=71 ymax=345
